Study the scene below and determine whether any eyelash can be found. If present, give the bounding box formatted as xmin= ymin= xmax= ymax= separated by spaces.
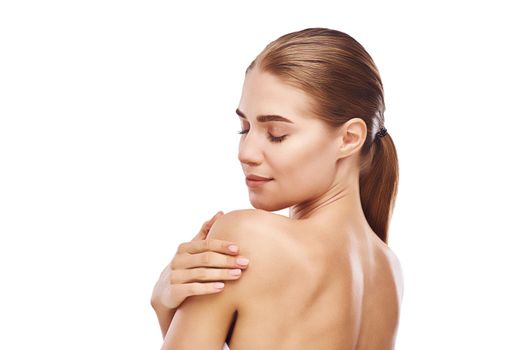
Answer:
xmin=237 ymin=129 xmax=287 ymax=143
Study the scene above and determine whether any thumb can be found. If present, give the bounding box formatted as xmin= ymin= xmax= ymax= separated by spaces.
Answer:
xmin=191 ymin=211 xmax=224 ymax=241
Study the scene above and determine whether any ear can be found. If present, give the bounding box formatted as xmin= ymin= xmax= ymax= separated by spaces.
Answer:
xmin=337 ymin=118 xmax=367 ymax=159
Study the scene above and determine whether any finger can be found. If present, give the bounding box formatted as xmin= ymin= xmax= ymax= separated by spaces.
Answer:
xmin=177 ymin=238 xmax=239 ymax=256
xmin=191 ymin=211 xmax=224 ymax=241
xmin=173 ymin=251 xmax=249 ymax=270
xmin=206 ymin=211 xmax=224 ymax=230
xmin=191 ymin=219 xmax=212 ymax=241
xmin=178 ymin=282 xmax=226 ymax=297
xmin=200 ymin=211 xmax=225 ymax=238
xmin=170 ymin=267 xmax=242 ymax=284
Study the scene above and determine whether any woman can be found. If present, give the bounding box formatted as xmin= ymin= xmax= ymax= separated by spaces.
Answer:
xmin=151 ymin=27 xmax=403 ymax=350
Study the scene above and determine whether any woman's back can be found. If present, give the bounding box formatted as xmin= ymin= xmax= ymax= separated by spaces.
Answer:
xmin=223 ymin=209 xmax=403 ymax=350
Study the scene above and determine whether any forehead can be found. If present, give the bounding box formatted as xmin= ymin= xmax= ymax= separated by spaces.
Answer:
xmin=238 ymin=68 xmax=315 ymax=123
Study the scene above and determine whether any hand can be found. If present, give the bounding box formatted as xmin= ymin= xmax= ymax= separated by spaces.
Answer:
xmin=151 ymin=211 xmax=249 ymax=311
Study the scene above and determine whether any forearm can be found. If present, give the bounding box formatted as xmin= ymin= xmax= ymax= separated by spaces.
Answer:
xmin=152 ymin=301 xmax=177 ymax=339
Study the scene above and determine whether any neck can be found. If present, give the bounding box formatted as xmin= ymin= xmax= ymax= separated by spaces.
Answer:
xmin=288 ymin=175 xmax=371 ymax=236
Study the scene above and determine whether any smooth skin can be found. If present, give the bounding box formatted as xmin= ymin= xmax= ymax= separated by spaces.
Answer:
xmin=150 ymin=211 xmax=249 ymax=338
xmin=155 ymin=67 xmax=404 ymax=349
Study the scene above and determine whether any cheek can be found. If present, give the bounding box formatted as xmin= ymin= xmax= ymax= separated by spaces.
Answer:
xmin=274 ymin=137 xmax=336 ymax=194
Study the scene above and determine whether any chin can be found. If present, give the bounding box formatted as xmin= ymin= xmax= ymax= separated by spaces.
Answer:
xmin=249 ymin=196 xmax=288 ymax=212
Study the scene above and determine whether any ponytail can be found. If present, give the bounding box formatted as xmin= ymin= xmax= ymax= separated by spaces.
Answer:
xmin=359 ymin=133 xmax=399 ymax=243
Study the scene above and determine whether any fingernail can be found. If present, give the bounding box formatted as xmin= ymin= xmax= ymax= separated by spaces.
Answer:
xmin=236 ymin=257 xmax=249 ymax=265
xmin=230 ymin=269 xmax=241 ymax=276
xmin=228 ymin=245 xmax=239 ymax=253
xmin=214 ymin=282 xmax=225 ymax=289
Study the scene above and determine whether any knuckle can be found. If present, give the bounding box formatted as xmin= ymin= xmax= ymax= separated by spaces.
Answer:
xmin=201 ymin=251 xmax=211 ymax=265
xmin=170 ymin=270 xmax=180 ymax=284
xmin=193 ymin=268 xmax=207 ymax=280
xmin=175 ymin=243 xmax=184 ymax=254
xmin=229 ymin=256 xmax=238 ymax=266
xmin=170 ymin=256 xmax=178 ymax=270
xmin=221 ymin=240 xmax=230 ymax=251
xmin=209 ymin=239 xmax=218 ymax=249
xmin=171 ymin=252 xmax=185 ymax=270
xmin=191 ymin=283 xmax=204 ymax=295
xmin=187 ymin=283 xmax=198 ymax=295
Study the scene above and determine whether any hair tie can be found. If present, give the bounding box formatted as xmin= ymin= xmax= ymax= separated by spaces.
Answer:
xmin=375 ymin=127 xmax=388 ymax=139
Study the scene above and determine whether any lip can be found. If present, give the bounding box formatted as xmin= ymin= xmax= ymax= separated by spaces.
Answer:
xmin=245 ymin=174 xmax=273 ymax=188
xmin=246 ymin=174 xmax=273 ymax=181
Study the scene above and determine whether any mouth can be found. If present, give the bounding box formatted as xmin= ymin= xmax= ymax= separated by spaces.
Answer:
xmin=245 ymin=174 xmax=273 ymax=181
xmin=245 ymin=174 xmax=273 ymax=188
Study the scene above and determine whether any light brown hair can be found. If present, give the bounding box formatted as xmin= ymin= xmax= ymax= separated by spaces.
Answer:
xmin=246 ymin=27 xmax=399 ymax=244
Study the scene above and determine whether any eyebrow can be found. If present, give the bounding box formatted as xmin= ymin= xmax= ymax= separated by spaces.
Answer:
xmin=235 ymin=108 xmax=294 ymax=124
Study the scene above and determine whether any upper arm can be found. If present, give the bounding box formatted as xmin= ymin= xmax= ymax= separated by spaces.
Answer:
xmin=161 ymin=209 xmax=263 ymax=350
xmin=162 ymin=284 xmax=237 ymax=350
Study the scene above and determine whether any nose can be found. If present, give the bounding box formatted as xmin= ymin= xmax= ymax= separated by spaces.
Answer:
xmin=238 ymin=131 xmax=263 ymax=166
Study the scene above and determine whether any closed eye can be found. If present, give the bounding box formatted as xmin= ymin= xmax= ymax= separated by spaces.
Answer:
xmin=237 ymin=129 xmax=287 ymax=143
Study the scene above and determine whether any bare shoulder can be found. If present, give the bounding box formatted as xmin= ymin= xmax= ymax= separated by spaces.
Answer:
xmin=215 ymin=208 xmax=287 ymax=225
xmin=207 ymin=208 xmax=291 ymax=242
xmin=206 ymin=209 xmax=297 ymax=294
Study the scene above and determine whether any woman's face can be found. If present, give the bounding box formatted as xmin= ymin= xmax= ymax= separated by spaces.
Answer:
xmin=237 ymin=68 xmax=342 ymax=212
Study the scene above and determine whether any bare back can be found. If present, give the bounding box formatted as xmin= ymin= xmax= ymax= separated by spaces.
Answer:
xmin=225 ymin=211 xmax=403 ymax=350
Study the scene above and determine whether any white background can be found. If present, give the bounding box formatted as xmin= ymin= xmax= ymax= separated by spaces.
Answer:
xmin=1 ymin=1 xmax=523 ymax=349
